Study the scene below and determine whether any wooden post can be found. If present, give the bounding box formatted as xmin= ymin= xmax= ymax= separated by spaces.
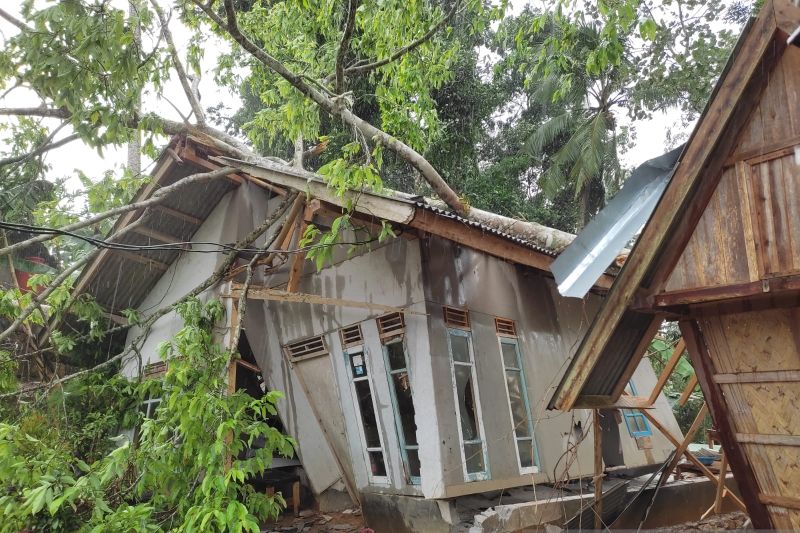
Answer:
xmin=639 ymin=408 xmax=747 ymax=512
xmin=680 ymin=319 xmax=772 ymax=529
xmin=678 ymin=373 xmax=698 ymax=406
xmin=714 ymin=452 xmax=728 ymax=514
xmin=648 ymin=338 xmax=685 ymax=404
xmin=659 ymin=402 xmax=708 ymax=485
xmin=593 ymin=409 xmax=603 ymax=530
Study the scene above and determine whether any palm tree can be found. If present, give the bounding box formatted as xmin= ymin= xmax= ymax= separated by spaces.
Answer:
xmin=521 ymin=19 xmax=627 ymax=229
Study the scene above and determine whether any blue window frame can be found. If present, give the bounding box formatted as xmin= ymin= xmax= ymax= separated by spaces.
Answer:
xmin=446 ymin=327 xmax=489 ymax=481
xmin=498 ymin=336 xmax=540 ymax=473
xmin=623 ymin=381 xmax=652 ymax=438
xmin=382 ymin=337 xmax=421 ymax=485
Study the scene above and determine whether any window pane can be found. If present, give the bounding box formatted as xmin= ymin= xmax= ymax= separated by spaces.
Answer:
xmin=450 ymin=333 xmax=470 ymax=363
xmin=505 ymin=370 xmax=531 ymax=437
xmin=391 ymin=371 xmax=418 ymax=446
xmin=518 ymin=438 xmax=535 ymax=468
xmin=406 ymin=449 xmax=421 ymax=478
xmin=501 ymin=342 xmax=519 ymax=368
xmin=349 ymin=351 xmax=368 ymax=378
xmin=464 ymin=442 xmax=485 ymax=474
xmin=368 ymin=451 xmax=387 ymax=477
xmin=454 ymin=365 xmax=479 ymax=441
xmin=386 ymin=342 xmax=406 ymax=371
xmin=354 ymin=380 xmax=381 ymax=448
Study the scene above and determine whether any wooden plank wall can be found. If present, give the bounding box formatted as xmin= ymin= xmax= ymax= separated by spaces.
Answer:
xmin=699 ymin=307 xmax=800 ymax=528
xmin=664 ymin=45 xmax=800 ymax=294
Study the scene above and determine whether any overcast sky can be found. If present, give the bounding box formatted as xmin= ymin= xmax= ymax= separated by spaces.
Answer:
xmin=0 ymin=1 xmax=683 ymax=199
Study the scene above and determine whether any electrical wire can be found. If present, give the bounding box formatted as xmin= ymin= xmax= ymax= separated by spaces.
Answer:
xmin=0 ymin=220 xmax=385 ymax=255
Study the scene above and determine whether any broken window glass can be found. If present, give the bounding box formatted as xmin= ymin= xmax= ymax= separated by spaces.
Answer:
xmin=500 ymin=337 xmax=539 ymax=472
xmin=345 ymin=347 xmax=388 ymax=482
xmin=383 ymin=339 xmax=421 ymax=482
xmin=447 ymin=328 xmax=487 ymax=480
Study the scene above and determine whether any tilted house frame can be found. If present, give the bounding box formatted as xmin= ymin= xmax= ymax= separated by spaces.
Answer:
xmin=549 ymin=0 xmax=800 ymax=529
xmin=73 ymin=135 xmax=683 ymax=528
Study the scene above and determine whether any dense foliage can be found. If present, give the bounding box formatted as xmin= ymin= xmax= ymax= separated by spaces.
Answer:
xmin=0 ymin=299 xmax=294 ymax=532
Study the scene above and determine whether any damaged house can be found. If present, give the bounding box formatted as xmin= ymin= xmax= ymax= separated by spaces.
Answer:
xmin=71 ymin=136 xmax=684 ymax=530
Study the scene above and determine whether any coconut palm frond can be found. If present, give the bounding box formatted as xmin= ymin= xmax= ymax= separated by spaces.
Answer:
xmin=522 ymin=111 xmax=576 ymax=157
xmin=575 ymin=111 xmax=608 ymax=192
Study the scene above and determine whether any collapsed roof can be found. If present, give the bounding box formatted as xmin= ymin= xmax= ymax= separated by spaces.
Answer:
xmin=73 ymin=135 xmax=612 ymax=314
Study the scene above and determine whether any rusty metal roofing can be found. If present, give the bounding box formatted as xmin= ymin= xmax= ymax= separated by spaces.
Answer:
xmin=411 ymin=201 xmax=557 ymax=257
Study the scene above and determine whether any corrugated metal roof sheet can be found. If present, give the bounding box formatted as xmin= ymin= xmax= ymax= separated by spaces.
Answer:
xmin=412 ymin=201 xmax=558 ymax=257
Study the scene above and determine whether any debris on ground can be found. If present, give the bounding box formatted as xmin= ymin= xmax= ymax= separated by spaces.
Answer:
xmin=650 ymin=511 xmax=751 ymax=531
xmin=261 ymin=507 xmax=366 ymax=533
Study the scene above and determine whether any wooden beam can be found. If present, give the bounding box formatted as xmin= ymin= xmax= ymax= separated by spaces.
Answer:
xmin=131 ymin=225 xmax=182 ymax=244
xmin=227 ymin=284 xmax=424 ymax=315
xmin=736 ymin=433 xmax=800 ymax=446
xmin=593 ymin=409 xmax=603 ymax=530
xmin=408 ymin=208 xmax=553 ymax=275
xmin=759 ymin=493 xmax=800 ymax=511
xmin=714 ymin=452 xmax=729 ymax=515
xmin=680 ymin=319 xmax=772 ymax=528
xmin=235 ymin=359 xmax=262 ymax=374
xmin=678 ymin=373 xmax=698 ymax=406
xmin=155 ymin=205 xmax=203 ymax=225
xmin=654 ymin=274 xmax=800 ymax=308
xmin=575 ymin=395 xmax=656 ymax=409
xmin=114 ymin=250 xmax=169 ymax=271
xmin=723 ymin=132 xmax=800 ymax=167
xmin=179 ymin=145 xmax=288 ymax=196
xmin=714 ymin=370 xmax=800 ymax=384
xmin=640 ymin=408 xmax=747 ymax=513
xmin=649 ymin=339 xmax=686 ymax=404
xmin=286 ymin=204 xmax=310 ymax=293
xmin=660 ymin=403 xmax=709 ymax=486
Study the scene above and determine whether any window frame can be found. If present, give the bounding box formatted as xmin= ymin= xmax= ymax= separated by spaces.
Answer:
xmin=446 ymin=327 xmax=490 ymax=482
xmin=623 ymin=381 xmax=653 ymax=438
xmin=343 ymin=344 xmax=391 ymax=485
xmin=381 ymin=336 xmax=421 ymax=485
xmin=497 ymin=335 xmax=541 ymax=474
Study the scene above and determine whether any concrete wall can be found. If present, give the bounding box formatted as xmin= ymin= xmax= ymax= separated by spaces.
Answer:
xmin=121 ymin=182 xmax=272 ymax=376
xmin=418 ymin=236 xmax=680 ymax=498
xmin=251 ymin=234 xmax=431 ymax=501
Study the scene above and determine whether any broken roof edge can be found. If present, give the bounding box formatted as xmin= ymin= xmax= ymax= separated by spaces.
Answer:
xmin=546 ymin=0 xmax=788 ymax=411
xmin=214 ymin=155 xmax=577 ymax=258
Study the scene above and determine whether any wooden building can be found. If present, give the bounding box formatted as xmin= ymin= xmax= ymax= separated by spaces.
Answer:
xmin=549 ymin=0 xmax=800 ymax=529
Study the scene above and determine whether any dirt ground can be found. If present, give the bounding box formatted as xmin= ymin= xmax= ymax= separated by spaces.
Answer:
xmin=649 ymin=511 xmax=751 ymax=531
xmin=261 ymin=507 xmax=368 ymax=533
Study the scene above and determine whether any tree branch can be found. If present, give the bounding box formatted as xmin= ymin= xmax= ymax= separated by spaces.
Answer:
xmin=0 ymin=106 xmax=71 ymax=119
xmin=0 ymin=166 xmax=235 ymax=259
xmin=195 ymin=0 xmax=466 ymax=215
xmin=343 ymin=0 xmax=461 ymax=76
xmin=0 ymin=7 xmax=32 ymax=33
xmin=0 ymin=131 xmax=80 ymax=168
xmin=335 ymin=0 xmax=359 ymax=95
xmin=150 ymin=0 xmax=206 ymax=125
xmin=0 ymin=192 xmax=299 ymax=399
xmin=0 ymin=213 xmax=153 ymax=345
